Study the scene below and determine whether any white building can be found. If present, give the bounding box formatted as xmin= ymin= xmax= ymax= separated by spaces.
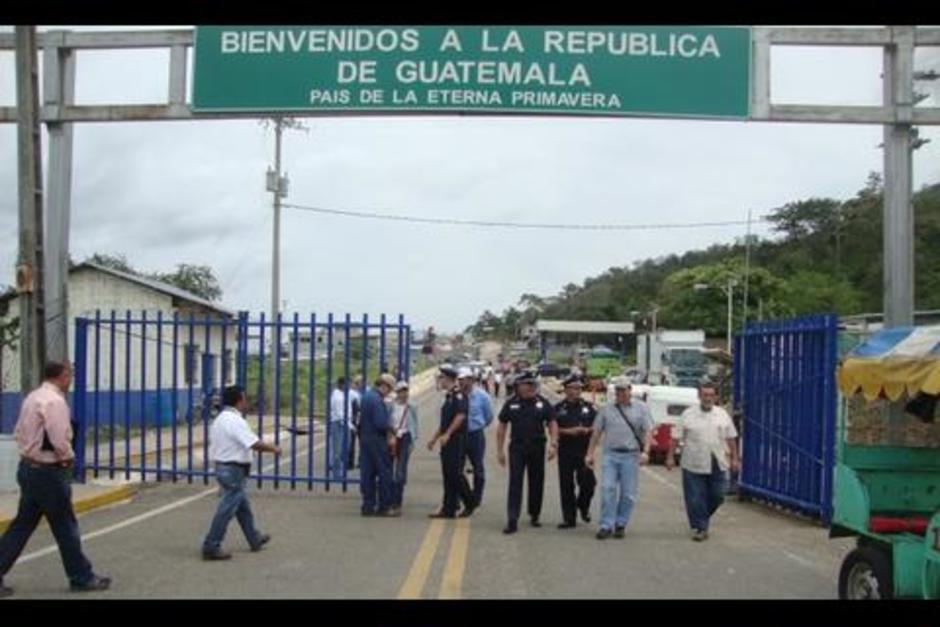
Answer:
xmin=1 ymin=263 xmax=235 ymax=431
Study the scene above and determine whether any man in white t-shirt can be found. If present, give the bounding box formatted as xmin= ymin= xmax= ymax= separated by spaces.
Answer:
xmin=666 ymin=382 xmax=739 ymax=542
xmin=202 ymin=385 xmax=281 ymax=560
xmin=328 ymin=376 xmax=356 ymax=479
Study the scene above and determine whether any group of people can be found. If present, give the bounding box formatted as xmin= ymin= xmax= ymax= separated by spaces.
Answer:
xmin=427 ymin=364 xmax=740 ymax=542
xmin=0 ymin=356 xmax=739 ymax=595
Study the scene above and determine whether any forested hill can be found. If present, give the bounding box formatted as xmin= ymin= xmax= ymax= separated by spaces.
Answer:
xmin=466 ymin=174 xmax=940 ymax=339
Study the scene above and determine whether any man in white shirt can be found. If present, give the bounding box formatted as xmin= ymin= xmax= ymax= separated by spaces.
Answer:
xmin=666 ymin=382 xmax=739 ymax=542
xmin=328 ymin=376 xmax=356 ymax=480
xmin=202 ymin=386 xmax=281 ymax=560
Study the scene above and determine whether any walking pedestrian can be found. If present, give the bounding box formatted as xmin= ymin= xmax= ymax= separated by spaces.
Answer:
xmin=202 ymin=385 xmax=281 ymax=560
xmin=427 ymin=365 xmax=474 ymax=518
xmin=585 ymin=377 xmax=653 ymax=540
xmin=554 ymin=374 xmax=597 ymax=529
xmin=493 ymin=369 xmax=502 ymax=398
xmin=328 ymin=376 xmax=355 ymax=480
xmin=388 ymin=381 xmax=419 ymax=510
xmin=495 ymin=369 xmax=558 ymax=534
xmin=460 ymin=368 xmax=494 ymax=514
xmin=0 ymin=362 xmax=111 ymax=595
xmin=359 ymin=374 xmax=398 ymax=517
xmin=666 ymin=382 xmax=739 ymax=541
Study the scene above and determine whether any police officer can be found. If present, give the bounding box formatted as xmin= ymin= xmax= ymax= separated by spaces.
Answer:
xmin=427 ymin=365 xmax=474 ymax=518
xmin=553 ymin=374 xmax=597 ymax=529
xmin=495 ymin=369 xmax=558 ymax=534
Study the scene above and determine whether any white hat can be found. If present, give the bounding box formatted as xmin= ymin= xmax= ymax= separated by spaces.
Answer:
xmin=457 ymin=367 xmax=474 ymax=379
xmin=395 ymin=381 xmax=409 ymax=392
xmin=612 ymin=376 xmax=632 ymax=389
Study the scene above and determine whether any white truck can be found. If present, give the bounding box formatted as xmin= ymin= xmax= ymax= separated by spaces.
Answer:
xmin=636 ymin=329 xmax=707 ymax=388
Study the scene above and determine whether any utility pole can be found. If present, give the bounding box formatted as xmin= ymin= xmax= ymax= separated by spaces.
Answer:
xmin=268 ymin=117 xmax=285 ymax=331
xmin=15 ymin=25 xmax=46 ymax=391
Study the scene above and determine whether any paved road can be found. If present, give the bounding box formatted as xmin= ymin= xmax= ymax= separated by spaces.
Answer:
xmin=1 ymin=386 xmax=853 ymax=599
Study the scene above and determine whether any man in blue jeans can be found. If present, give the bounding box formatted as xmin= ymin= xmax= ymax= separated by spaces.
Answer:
xmin=585 ymin=377 xmax=653 ymax=540
xmin=0 ymin=361 xmax=111 ymax=596
xmin=459 ymin=368 xmax=493 ymax=515
xmin=666 ymin=383 xmax=739 ymax=541
xmin=202 ymin=386 xmax=281 ymax=560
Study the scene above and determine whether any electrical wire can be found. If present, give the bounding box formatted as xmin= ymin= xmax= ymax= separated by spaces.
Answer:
xmin=282 ymin=202 xmax=771 ymax=231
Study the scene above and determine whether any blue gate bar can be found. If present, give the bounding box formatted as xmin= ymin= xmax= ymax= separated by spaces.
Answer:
xmin=187 ymin=313 xmax=195 ymax=484
xmin=405 ymin=325 xmax=412 ymax=380
xmin=361 ymin=312 xmax=369 ymax=392
xmin=124 ymin=310 xmax=131 ymax=481
xmin=343 ymin=313 xmax=352 ymax=492
xmin=202 ymin=313 xmax=212 ymax=485
xmin=172 ymin=312 xmax=179 ymax=482
xmin=140 ymin=310 xmax=147 ymax=482
xmin=73 ymin=317 xmax=88 ymax=483
xmin=379 ymin=313 xmax=387 ymax=374
xmin=257 ymin=313 xmax=266 ymax=489
xmin=109 ymin=310 xmax=116 ymax=479
xmin=156 ymin=311 xmax=163 ymax=482
xmin=325 ymin=312 xmax=334 ymax=491
xmin=93 ymin=310 xmax=101 ymax=478
xmin=308 ymin=312 xmax=315 ymax=490
xmin=290 ymin=312 xmax=299 ymax=490
xmin=274 ymin=313 xmax=283 ymax=489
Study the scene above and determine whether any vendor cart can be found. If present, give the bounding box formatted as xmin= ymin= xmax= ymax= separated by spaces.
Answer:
xmin=833 ymin=325 xmax=940 ymax=599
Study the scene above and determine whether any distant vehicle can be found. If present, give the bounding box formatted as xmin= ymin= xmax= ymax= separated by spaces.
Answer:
xmin=536 ymin=362 xmax=570 ymax=379
xmin=631 ymin=384 xmax=699 ymax=463
xmin=636 ymin=330 xmax=707 ymax=388
xmin=584 ymin=348 xmax=622 ymax=391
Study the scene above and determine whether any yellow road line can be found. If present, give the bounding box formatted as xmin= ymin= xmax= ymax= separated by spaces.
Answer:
xmin=396 ymin=518 xmax=446 ymax=599
xmin=438 ymin=518 xmax=470 ymax=599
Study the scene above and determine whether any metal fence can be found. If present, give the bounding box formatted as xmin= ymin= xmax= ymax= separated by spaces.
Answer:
xmin=734 ymin=314 xmax=838 ymax=523
xmin=72 ymin=311 xmax=411 ymax=490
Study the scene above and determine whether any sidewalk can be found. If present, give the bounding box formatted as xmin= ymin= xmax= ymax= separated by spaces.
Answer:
xmin=0 ymin=367 xmax=438 ymax=534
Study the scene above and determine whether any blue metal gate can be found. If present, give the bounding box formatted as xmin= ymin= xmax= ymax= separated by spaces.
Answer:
xmin=72 ymin=311 xmax=411 ymax=491
xmin=733 ymin=314 xmax=838 ymax=523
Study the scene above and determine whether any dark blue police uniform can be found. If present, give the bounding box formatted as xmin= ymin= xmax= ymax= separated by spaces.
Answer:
xmin=438 ymin=385 xmax=474 ymax=517
xmin=554 ymin=394 xmax=597 ymax=526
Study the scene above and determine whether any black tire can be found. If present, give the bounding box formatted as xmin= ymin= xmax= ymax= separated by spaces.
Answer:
xmin=838 ymin=545 xmax=893 ymax=599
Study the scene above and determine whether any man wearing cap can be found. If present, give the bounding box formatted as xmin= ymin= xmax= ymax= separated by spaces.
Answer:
xmin=358 ymin=374 xmax=398 ymax=517
xmin=459 ymin=368 xmax=494 ymax=515
xmin=496 ymin=369 xmax=558 ymax=534
xmin=586 ymin=377 xmax=653 ymax=540
xmin=427 ymin=365 xmax=475 ymax=518
xmin=554 ymin=374 xmax=598 ymax=529
xmin=388 ymin=380 xmax=419 ymax=510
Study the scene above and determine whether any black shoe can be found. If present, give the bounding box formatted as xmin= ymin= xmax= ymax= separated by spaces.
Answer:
xmin=361 ymin=509 xmax=377 ymax=517
xmin=202 ymin=548 xmax=232 ymax=561
xmin=579 ymin=508 xmax=592 ymax=523
xmin=502 ymin=523 xmax=518 ymax=535
xmin=70 ymin=575 xmax=112 ymax=592
xmin=529 ymin=518 xmax=542 ymax=528
xmin=0 ymin=583 xmax=12 ymax=598
xmin=595 ymin=529 xmax=612 ymax=540
xmin=458 ymin=506 xmax=475 ymax=518
xmin=613 ymin=526 xmax=625 ymax=539
xmin=428 ymin=511 xmax=455 ymax=519
xmin=557 ymin=522 xmax=576 ymax=529
xmin=250 ymin=533 xmax=271 ymax=552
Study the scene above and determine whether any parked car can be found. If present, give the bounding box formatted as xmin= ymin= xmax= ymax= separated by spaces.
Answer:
xmin=630 ymin=384 xmax=698 ymax=463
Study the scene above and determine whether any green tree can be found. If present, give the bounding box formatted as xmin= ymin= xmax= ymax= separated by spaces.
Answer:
xmin=87 ymin=252 xmax=136 ymax=274
xmin=154 ymin=264 xmax=223 ymax=302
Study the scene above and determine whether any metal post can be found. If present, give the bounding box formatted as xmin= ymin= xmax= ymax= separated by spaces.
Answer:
xmin=271 ymin=117 xmax=283 ymax=329
xmin=882 ymin=26 xmax=915 ymax=328
xmin=726 ymin=279 xmax=734 ymax=354
xmin=43 ymin=32 xmax=76 ymax=363
xmin=15 ymin=25 xmax=45 ymax=391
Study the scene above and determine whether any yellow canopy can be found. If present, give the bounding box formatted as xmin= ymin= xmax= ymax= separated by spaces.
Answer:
xmin=838 ymin=357 xmax=940 ymax=401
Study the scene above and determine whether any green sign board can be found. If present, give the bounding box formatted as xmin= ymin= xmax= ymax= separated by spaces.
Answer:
xmin=193 ymin=26 xmax=751 ymax=119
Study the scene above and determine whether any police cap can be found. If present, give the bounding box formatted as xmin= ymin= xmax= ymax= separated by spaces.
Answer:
xmin=562 ymin=373 xmax=584 ymax=388
xmin=439 ymin=364 xmax=458 ymax=379
xmin=514 ymin=369 xmax=538 ymax=385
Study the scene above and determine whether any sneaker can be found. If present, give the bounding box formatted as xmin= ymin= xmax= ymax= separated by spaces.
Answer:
xmin=502 ymin=522 xmax=518 ymax=535
xmin=692 ymin=529 xmax=706 ymax=542
xmin=613 ymin=526 xmax=625 ymax=539
xmin=383 ymin=508 xmax=402 ymax=518
xmin=557 ymin=522 xmax=576 ymax=529
xmin=0 ymin=583 xmax=13 ymax=598
xmin=250 ymin=533 xmax=271 ymax=552
xmin=202 ymin=548 xmax=232 ymax=561
xmin=70 ymin=575 xmax=112 ymax=592
xmin=595 ymin=528 xmax=612 ymax=540
xmin=529 ymin=518 xmax=542 ymax=528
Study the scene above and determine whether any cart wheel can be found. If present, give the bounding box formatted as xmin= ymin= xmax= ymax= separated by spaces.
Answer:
xmin=838 ymin=546 xmax=893 ymax=599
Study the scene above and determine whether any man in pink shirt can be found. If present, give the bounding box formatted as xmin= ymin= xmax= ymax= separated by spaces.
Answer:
xmin=0 ymin=361 xmax=110 ymax=597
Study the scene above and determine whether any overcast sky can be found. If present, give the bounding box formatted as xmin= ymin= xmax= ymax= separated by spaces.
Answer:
xmin=1 ymin=26 xmax=939 ymax=334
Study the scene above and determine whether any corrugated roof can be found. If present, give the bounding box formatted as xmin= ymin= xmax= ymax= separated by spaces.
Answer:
xmin=0 ymin=263 xmax=233 ymax=317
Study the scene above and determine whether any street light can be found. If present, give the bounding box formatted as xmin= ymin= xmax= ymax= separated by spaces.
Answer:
xmin=694 ymin=278 xmax=738 ymax=354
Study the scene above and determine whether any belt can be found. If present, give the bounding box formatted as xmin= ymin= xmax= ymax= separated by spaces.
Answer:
xmin=610 ymin=447 xmax=640 ymax=453
xmin=215 ymin=461 xmax=251 ymax=471
xmin=21 ymin=457 xmax=73 ymax=469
